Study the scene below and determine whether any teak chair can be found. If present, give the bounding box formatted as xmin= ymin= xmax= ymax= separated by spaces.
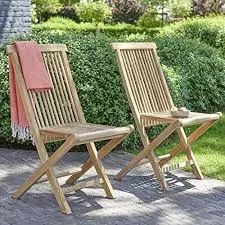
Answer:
xmin=111 ymin=42 xmax=221 ymax=190
xmin=7 ymin=44 xmax=134 ymax=214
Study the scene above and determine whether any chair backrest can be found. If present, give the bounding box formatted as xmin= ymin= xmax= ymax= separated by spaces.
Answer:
xmin=7 ymin=44 xmax=85 ymax=134
xmin=112 ymin=42 xmax=174 ymax=124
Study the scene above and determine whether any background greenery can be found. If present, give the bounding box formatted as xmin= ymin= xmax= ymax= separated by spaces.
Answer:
xmin=2 ymin=16 xmax=225 ymax=154
xmin=32 ymin=0 xmax=223 ymax=26
xmin=33 ymin=17 xmax=161 ymax=37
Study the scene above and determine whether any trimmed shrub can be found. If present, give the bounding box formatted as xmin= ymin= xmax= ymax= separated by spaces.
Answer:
xmin=32 ymin=17 xmax=161 ymax=37
xmin=154 ymin=35 xmax=225 ymax=112
xmin=32 ymin=0 xmax=61 ymax=22
xmin=76 ymin=1 xmax=111 ymax=25
xmin=137 ymin=8 xmax=161 ymax=28
xmin=0 ymin=33 xmax=142 ymax=150
xmin=168 ymin=0 xmax=192 ymax=18
xmin=1 ymin=25 xmax=225 ymax=149
xmin=163 ymin=16 xmax=225 ymax=48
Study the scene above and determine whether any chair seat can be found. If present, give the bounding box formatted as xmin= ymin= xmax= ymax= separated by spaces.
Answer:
xmin=141 ymin=111 xmax=221 ymax=127
xmin=40 ymin=123 xmax=133 ymax=144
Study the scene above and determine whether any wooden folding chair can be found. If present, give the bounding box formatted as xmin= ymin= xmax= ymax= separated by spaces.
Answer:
xmin=111 ymin=42 xmax=222 ymax=190
xmin=7 ymin=44 xmax=134 ymax=214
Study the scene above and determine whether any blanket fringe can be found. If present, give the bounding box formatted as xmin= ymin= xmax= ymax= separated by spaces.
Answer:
xmin=11 ymin=123 xmax=33 ymax=141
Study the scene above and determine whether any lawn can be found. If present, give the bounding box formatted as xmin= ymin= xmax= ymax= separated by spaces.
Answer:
xmin=145 ymin=114 xmax=225 ymax=181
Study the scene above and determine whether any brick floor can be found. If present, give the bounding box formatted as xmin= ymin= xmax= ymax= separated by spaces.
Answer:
xmin=0 ymin=148 xmax=225 ymax=225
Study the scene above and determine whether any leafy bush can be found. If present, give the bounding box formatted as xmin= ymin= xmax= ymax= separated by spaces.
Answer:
xmin=0 ymin=33 xmax=143 ymax=150
xmin=137 ymin=8 xmax=161 ymax=28
xmin=162 ymin=16 xmax=225 ymax=54
xmin=2 ymin=20 xmax=225 ymax=150
xmin=77 ymin=1 xmax=111 ymax=25
xmin=154 ymin=35 xmax=225 ymax=112
xmin=32 ymin=0 xmax=61 ymax=22
xmin=168 ymin=0 xmax=192 ymax=18
xmin=58 ymin=0 xmax=79 ymax=6
xmin=33 ymin=17 xmax=161 ymax=37
xmin=112 ymin=0 xmax=146 ymax=24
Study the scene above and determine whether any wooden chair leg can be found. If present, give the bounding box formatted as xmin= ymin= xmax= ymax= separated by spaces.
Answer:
xmin=66 ymin=135 xmax=129 ymax=185
xmin=86 ymin=143 xmax=115 ymax=199
xmin=147 ymin=151 xmax=169 ymax=190
xmin=12 ymin=135 xmax=75 ymax=214
xmin=115 ymin=122 xmax=179 ymax=183
xmin=46 ymin=168 xmax=72 ymax=214
xmin=176 ymin=127 xmax=204 ymax=179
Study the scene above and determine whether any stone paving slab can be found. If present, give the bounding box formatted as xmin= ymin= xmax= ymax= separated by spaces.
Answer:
xmin=0 ymin=148 xmax=225 ymax=225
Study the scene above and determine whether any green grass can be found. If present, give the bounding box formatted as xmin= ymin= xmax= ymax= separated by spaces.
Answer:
xmin=135 ymin=114 xmax=225 ymax=181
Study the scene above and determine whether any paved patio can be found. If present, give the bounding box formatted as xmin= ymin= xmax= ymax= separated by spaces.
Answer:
xmin=0 ymin=148 xmax=225 ymax=225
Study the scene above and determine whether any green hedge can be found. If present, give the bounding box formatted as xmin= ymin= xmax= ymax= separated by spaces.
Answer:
xmin=32 ymin=17 xmax=161 ymax=38
xmin=1 ymin=28 xmax=225 ymax=150
xmin=154 ymin=35 xmax=225 ymax=112
xmin=0 ymin=33 xmax=141 ymax=150
xmin=163 ymin=16 xmax=225 ymax=55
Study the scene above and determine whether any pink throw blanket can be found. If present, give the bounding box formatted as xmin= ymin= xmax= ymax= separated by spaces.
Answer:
xmin=9 ymin=41 xmax=52 ymax=140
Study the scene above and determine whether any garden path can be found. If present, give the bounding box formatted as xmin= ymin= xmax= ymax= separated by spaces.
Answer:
xmin=0 ymin=148 xmax=225 ymax=225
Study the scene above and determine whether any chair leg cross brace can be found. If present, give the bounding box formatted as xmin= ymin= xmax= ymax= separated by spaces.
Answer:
xmin=115 ymin=120 xmax=217 ymax=190
xmin=66 ymin=135 xmax=129 ymax=185
xmin=12 ymin=134 xmax=128 ymax=214
xmin=114 ymin=121 xmax=180 ymax=190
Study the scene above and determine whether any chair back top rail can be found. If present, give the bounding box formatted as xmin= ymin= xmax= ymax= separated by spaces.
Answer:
xmin=6 ymin=44 xmax=68 ymax=54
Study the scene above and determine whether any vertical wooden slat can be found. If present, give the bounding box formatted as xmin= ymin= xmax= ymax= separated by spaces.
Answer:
xmin=152 ymin=48 xmax=174 ymax=108
xmin=51 ymin=52 xmax=74 ymax=123
xmin=28 ymin=91 xmax=41 ymax=128
xmin=42 ymin=53 xmax=63 ymax=125
xmin=129 ymin=50 xmax=152 ymax=113
xmin=30 ymin=92 xmax=46 ymax=127
xmin=142 ymin=49 xmax=164 ymax=112
xmin=45 ymin=53 xmax=68 ymax=124
xmin=121 ymin=50 xmax=143 ymax=113
xmin=36 ymin=92 xmax=50 ymax=127
xmin=135 ymin=49 xmax=158 ymax=112
xmin=49 ymin=52 xmax=71 ymax=123
xmin=54 ymin=52 xmax=77 ymax=122
xmin=147 ymin=49 xmax=169 ymax=111
xmin=60 ymin=51 xmax=85 ymax=123
xmin=41 ymin=91 xmax=57 ymax=126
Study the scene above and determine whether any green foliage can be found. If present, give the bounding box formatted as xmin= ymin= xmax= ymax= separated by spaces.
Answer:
xmin=112 ymin=0 xmax=146 ymax=24
xmin=162 ymin=16 xmax=225 ymax=54
xmin=154 ymin=34 xmax=225 ymax=112
xmin=31 ymin=4 xmax=38 ymax=24
xmin=58 ymin=0 xmax=79 ymax=6
xmin=137 ymin=8 xmax=161 ymax=28
xmin=0 ymin=33 xmax=143 ymax=151
xmin=2 ymin=16 xmax=225 ymax=151
xmin=33 ymin=17 xmax=161 ymax=37
xmin=32 ymin=0 xmax=61 ymax=22
xmin=76 ymin=1 xmax=111 ymax=25
xmin=168 ymin=0 xmax=192 ymax=18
